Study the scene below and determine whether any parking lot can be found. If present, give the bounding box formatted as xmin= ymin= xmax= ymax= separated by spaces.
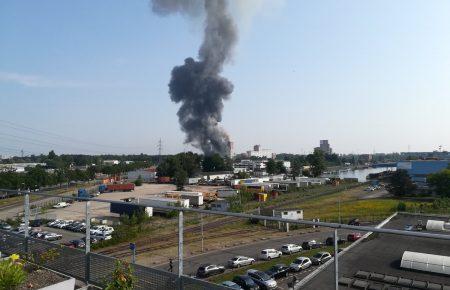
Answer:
xmin=302 ymin=213 xmax=450 ymax=290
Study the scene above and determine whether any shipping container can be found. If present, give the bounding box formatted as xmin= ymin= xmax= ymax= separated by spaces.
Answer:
xmin=138 ymin=197 xmax=189 ymax=209
xmin=106 ymin=183 xmax=135 ymax=192
xmin=217 ymin=189 xmax=238 ymax=198
xmin=158 ymin=176 xmax=172 ymax=184
xmin=98 ymin=184 xmax=107 ymax=193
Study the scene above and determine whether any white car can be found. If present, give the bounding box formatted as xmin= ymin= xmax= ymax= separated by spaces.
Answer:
xmin=259 ymin=249 xmax=282 ymax=260
xmin=44 ymin=232 xmax=62 ymax=241
xmin=53 ymin=202 xmax=69 ymax=209
xmin=289 ymin=257 xmax=312 ymax=272
xmin=228 ymin=256 xmax=255 ymax=268
xmin=281 ymin=244 xmax=302 ymax=255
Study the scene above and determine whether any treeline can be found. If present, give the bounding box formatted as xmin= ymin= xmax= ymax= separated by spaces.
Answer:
xmin=1 ymin=152 xmax=160 ymax=167
xmin=156 ymin=152 xmax=233 ymax=178
xmin=0 ymin=166 xmax=94 ymax=190
xmin=0 ymin=150 xmax=154 ymax=190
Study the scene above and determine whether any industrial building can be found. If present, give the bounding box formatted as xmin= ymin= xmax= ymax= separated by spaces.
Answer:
xmin=397 ymin=160 xmax=449 ymax=186
xmin=125 ymin=167 xmax=157 ymax=182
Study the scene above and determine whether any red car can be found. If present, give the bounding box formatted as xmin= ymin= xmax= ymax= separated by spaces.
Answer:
xmin=347 ymin=233 xmax=363 ymax=242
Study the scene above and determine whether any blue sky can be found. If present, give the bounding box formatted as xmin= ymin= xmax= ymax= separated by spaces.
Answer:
xmin=1 ymin=0 xmax=449 ymax=156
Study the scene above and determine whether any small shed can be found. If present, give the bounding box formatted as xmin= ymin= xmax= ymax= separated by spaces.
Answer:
xmin=210 ymin=199 xmax=229 ymax=212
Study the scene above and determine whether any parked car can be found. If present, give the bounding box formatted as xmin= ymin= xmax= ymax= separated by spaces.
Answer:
xmin=404 ymin=224 xmax=414 ymax=231
xmin=92 ymin=232 xmax=112 ymax=241
xmin=280 ymin=244 xmax=302 ymax=255
xmin=289 ymin=257 xmax=312 ymax=272
xmin=348 ymin=218 xmax=360 ymax=226
xmin=311 ymin=252 xmax=332 ymax=265
xmin=43 ymin=232 xmax=62 ymax=241
xmin=265 ymin=264 xmax=289 ymax=279
xmin=53 ymin=202 xmax=69 ymax=209
xmin=232 ymin=275 xmax=259 ymax=290
xmin=221 ymin=281 xmax=243 ymax=290
xmin=196 ymin=264 xmax=225 ymax=278
xmin=0 ymin=221 xmax=12 ymax=231
xmin=259 ymin=249 xmax=282 ymax=260
xmin=325 ymin=236 xmax=346 ymax=246
xmin=81 ymin=236 xmax=99 ymax=244
xmin=301 ymin=240 xmax=322 ymax=250
xmin=347 ymin=233 xmax=363 ymax=242
xmin=29 ymin=219 xmax=45 ymax=227
xmin=63 ymin=239 xmax=85 ymax=249
xmin=247 ymin=269 xmax=277 ymax=290
xmin=228 ymin=256 xmax=255 ymax=268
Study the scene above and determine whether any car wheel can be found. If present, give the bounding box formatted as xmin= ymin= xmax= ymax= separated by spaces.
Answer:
xmin=268 ymin=256 xmax=271 ymax=260
xmin=250 ymin=261 xmax=254 ymax=265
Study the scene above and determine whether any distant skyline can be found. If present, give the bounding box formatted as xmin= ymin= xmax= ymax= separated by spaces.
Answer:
xmin=1 ymin=0 xmax=450 ymax=156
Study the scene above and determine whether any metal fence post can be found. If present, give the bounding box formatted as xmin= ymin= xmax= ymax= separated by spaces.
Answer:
xmin=200 ymin=213 xmax=204 ymax=253
xmin=85 ymin=201 xmax=91 ymax=284
xmin=178 ymin=210 xmax=183 ymax=277
xmin=334 ymin=229 xmax=339 ymax=290
xmin=24 ymin=193 xmax=30 ymax=257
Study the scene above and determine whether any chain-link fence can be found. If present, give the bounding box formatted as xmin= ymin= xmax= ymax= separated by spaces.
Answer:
xmin=0 ymin=229 xmax=228 ymax=290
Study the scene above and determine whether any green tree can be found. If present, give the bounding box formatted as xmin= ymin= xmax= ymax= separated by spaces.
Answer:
xmin=387 ymin=169 xmax=416 ymax=196
xmin=266 ymin=159 xmax=277 ymax=175
xmin=174 ymin=169 xmax=187 ymax=190
xmin=202 ymin=154 xmax=229 ymax=172
xmin=291 ymin=159 xmax=302 ymax=179
xmin=428 ymin=169 xmax=450 ymax=197
xmin=276 ymin=161 xmax=287 ymax=174
xmin=307 ymin=149 xmax=326 ymax=177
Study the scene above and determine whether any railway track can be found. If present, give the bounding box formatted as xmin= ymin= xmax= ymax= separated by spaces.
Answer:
xmin=97 ymin=216 xmax=248 ymax=257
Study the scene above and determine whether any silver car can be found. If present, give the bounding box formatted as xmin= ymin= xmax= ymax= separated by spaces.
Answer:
xmin=228 ymin=256 xmax=255 ymax=268
xmin=247 ymin=269 xmax=277 ymax=289
xmin=289 ymin=257 xmax=312 ymax=272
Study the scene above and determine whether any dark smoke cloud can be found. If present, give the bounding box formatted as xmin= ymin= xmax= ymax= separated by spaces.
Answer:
xmin=151 ymin=0 xmax=237 ymax=156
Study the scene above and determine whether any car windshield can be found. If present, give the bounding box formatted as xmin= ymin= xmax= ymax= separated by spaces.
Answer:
xmin=294 ymin=259 xmax=304 ymax=264
xmin=313 ymin=253 xmax=323 ymax=258
xmin=257 ymin=272 xmax=272 ymax=281
xmin=232 ymin=257 xmax=239 ymax=261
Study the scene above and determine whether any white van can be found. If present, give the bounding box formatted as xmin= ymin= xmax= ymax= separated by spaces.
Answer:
xmin=259 ymin=249 xmax=282 ymax=260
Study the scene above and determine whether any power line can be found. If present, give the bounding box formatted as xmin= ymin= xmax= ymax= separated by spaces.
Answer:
xmin=0 ymin=119 xmax=151 ymax=151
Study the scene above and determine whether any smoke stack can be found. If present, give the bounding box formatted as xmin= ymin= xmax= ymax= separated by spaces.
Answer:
xmin=151 ymin=0 xmax=237 ymax=156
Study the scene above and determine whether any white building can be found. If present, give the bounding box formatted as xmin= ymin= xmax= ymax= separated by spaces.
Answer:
xmin=103 ymin=160 xmax=120 ymax=165
xmin=246 ymin=145 xmax=276 ymax=159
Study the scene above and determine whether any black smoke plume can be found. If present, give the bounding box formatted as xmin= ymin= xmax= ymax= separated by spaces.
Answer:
xmin=151 ymin=0 xmax=237 ymax=156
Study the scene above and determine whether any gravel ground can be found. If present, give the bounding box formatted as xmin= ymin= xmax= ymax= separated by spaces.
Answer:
xmin=19 ymin=268 xmax=66 ymax=289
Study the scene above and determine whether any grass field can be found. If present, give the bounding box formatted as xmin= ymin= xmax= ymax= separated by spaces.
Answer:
xmin=278 ymin=187 xmax=433 ymax=223
xmin=208 ymin=244 xmax=348 ymax=284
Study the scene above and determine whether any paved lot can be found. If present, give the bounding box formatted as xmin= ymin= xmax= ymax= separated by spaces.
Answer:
xmin=302 ymin=213 xmax=450 ymax=290
xmin=156 ymin=228 xmax=353 ymax=287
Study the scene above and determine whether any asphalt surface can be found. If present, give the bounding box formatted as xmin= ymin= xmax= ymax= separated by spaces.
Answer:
xmin=155 ymin=228 xmax=354 ymax=289
xmin=302 ymin=213 xmax=450 ymax=290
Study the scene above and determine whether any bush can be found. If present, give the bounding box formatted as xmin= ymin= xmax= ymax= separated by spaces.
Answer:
xmin=0 ymin=254 xmax=27 ymax=290
xmin=397 ymin=202 xmax=407 ymax=211
xmin=104 ymin=260 xmax=136 ymax=290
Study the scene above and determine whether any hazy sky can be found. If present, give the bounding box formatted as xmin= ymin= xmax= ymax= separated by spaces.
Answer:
xmin=1 ymin=0 xmax=449 ymax=156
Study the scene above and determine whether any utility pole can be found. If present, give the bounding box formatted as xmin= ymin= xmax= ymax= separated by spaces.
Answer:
xmin=157 ymin=138 xmax=162 ymax=165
